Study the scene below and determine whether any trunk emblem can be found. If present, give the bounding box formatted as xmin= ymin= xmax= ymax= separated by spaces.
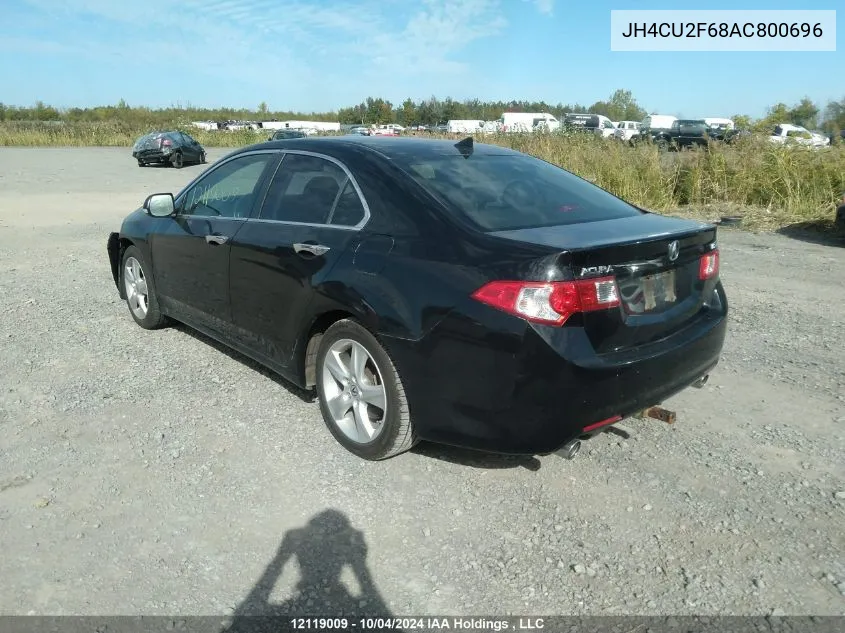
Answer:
xmin=667 ymin=241 xmax=680 ymax=262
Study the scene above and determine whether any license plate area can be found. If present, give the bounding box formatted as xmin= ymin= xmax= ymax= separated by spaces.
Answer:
xmin=618 ymin=269 xmax=678 ymax=314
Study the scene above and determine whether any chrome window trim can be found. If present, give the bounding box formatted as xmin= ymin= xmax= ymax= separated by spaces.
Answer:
xmin=254 ymin=149 xmax=371 ymax=231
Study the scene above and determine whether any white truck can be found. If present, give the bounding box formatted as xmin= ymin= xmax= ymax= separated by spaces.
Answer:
xmin=613 ymin=120 xmax=641 ymax=141
xmin=496 ymin=112 xmax=560 ymax=133
xmin=563 ymin=113 xmax=617 ymax=138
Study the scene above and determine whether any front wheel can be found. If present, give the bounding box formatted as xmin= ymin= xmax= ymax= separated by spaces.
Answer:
xmin=315 ymin=319 xmax=416 ymax=460
xmin=199 ymin=151 xmax=206 ymax=164
xmin=121 ymin=245 xmax=167 ymax=330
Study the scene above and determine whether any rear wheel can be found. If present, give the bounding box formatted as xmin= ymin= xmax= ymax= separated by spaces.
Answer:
xmin=315 ymin=319 xmax=416 ymax=460
xmin=171 ymin=152 xmax=183 ymax=169
xmin=137 ymin=159 xmax=145 ymax=167
xmin=121 ymin=245 xmax=167 ymax=330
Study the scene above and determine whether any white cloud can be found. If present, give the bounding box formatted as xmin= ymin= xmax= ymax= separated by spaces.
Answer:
xmin=14 ymin=0 xmax=558 ymax=108
xmin=523 ymin=0 xmax=554 ymax=16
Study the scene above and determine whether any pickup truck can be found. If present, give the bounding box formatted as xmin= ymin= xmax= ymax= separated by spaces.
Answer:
xmin=641 ymin=119 xmax=724 ymax=150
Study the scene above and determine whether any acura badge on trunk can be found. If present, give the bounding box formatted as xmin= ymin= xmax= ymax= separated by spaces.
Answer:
xmin=667 ymin=240 xmax=679 ymax=262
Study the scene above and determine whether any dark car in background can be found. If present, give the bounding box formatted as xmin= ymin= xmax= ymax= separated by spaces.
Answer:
xmin=267 ymin=129 xmax=307 ymax=141
xmin=107 ymin=136 xmax=727 ymax=461
xmin=132 ymin=131 xmax=206 ymax=168
xmin=645 ymin=119 xmax=713 ymax=150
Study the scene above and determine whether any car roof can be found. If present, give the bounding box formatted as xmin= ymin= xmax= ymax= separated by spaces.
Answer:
xmin=236 ymin=136 xmax=524 ymax=161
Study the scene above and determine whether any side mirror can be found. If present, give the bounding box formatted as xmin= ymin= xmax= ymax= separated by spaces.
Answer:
xmin=143 ymin=193 xmax=175 ymax=217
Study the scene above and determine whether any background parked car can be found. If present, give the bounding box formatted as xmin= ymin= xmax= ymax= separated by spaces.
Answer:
xmin=132 ymin=131 xmax=206 ymax=168
xmin=769 ymin=123 xmax=830 ymax=148
xmin=268 ymin=129 xmax=307 ymax=141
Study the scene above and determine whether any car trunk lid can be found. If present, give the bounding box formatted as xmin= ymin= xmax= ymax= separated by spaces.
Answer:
xmin=489 ymin=213 xmax=720 ymax=352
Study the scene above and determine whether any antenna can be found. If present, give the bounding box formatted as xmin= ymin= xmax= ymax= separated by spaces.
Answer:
xmin=454 ymin=136 xmax=473 ymax=158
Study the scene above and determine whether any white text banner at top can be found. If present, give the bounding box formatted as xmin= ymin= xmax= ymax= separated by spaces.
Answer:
xmin=610 ymin=10 xmax=836 ymax=52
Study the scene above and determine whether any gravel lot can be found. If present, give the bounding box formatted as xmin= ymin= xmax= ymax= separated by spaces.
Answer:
xmin=1 ymin=147 xmax=843 ymax=617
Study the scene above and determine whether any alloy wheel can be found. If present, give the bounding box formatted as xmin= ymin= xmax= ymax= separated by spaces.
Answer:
xmin=320 ymin=338 xmax=388 ymax=443
xmin=124 ymin=256 xmax=149 ymax=319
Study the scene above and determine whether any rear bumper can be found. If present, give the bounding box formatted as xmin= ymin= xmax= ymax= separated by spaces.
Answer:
xmin=133 ymin=150 xmax=172 ymax=162
xmin=382 ymin=288 xmax=728 ymax=455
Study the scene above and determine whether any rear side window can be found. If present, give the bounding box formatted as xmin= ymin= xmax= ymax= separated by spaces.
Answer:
xmin=397 ymin=154 xmax=642 ymax=232
xmin=259 ymin=153 xmax=367 ymax=226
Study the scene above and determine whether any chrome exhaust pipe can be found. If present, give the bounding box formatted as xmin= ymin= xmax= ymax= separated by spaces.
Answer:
xmin=692 ymin=374 xmax=709 ymax=389
xmin=560 ymin=439 xmax=581 ymax=460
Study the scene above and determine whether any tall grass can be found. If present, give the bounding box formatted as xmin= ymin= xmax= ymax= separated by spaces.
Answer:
xmin=0 ymin=121 xmax=264 ymax=148
xmin=1 ymin=122 xmax=842 ymax=231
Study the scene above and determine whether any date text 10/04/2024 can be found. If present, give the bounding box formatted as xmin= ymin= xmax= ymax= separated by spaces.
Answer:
xmin=289 ymin=617 xmax=546 ymax=631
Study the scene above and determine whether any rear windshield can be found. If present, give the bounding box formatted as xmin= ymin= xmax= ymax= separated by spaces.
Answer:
xmin=396 ymin=154 xmax=642 ymax=232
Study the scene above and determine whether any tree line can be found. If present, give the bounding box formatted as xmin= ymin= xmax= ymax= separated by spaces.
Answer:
xmin=1 ymin=91 xmax=843 ymax=134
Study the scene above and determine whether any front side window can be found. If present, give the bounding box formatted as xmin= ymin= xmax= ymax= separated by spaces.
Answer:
xmin=179 ymin=153 xmax=275 ymax=218
xmin=396 ymin=153 xmax=642 ymax=232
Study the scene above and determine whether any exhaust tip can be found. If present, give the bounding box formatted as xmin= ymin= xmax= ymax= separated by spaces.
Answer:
xmin=560 ymin=439 xmax=581 ymax=460
xmin=692 ymin=374 xmax=709 ymax=388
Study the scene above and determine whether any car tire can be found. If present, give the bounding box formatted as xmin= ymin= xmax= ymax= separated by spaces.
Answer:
xmin=199 ymin=151 xmax=206 ymax=164
xmin=137 ymin=159 xmax=145 ymax=167
xmin=120 ymin=245 xmax=168 ymax=330
xmin=171 ymin=152 xmax=183 ymax=169
xmin=315 ymin=319 xmax=417 ymax=460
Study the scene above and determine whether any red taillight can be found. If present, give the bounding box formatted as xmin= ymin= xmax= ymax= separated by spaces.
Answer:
xmin=699 ymin=249 xmax=719 ymax=280
xmin=470 ymin=276 xmax=620 ymax=326
xmin=161 ymin=138 xmax=172 ymax=147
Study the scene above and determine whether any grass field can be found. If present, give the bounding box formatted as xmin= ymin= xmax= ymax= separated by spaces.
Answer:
xmin=2 ymin=121 xmax=843 ymax=232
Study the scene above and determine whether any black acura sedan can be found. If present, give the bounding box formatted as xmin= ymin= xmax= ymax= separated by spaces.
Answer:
xmin=107 ymin=136 xmax=727 ymax=460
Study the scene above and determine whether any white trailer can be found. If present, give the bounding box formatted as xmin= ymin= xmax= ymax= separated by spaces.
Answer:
xmin=271 ymin=120 xmax=341 ymax=134
xmin=704 ymin=117 xmax=735 ymax=130
xmin=446 ymin=119 xmax=485 ymax=134
xmin=191 ymin=121 xmax=219 ymax=131
xmin=497 ymin=112 xmax=560 ymax=133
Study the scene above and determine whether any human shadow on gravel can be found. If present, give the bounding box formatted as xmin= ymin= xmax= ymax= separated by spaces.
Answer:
xmin=172 ymin=323 xmax=316 ymax=403
xmin=223 ymin=509 xmax=398 ymax=633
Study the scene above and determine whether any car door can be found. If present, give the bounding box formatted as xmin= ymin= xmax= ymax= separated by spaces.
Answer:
xmin=228 ymin=151 xmax=370 ymax=371
xmin=152 ymin=150 xmax=279 ymax=334
xmin=178 ymin=132 xmax=200 ymax=161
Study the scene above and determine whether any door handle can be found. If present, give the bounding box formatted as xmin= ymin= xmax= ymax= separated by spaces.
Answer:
xmin=293 ymin=243 xmax=330 ymax=256
xmin=205 ymin=234 xmax=228 ymax=245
